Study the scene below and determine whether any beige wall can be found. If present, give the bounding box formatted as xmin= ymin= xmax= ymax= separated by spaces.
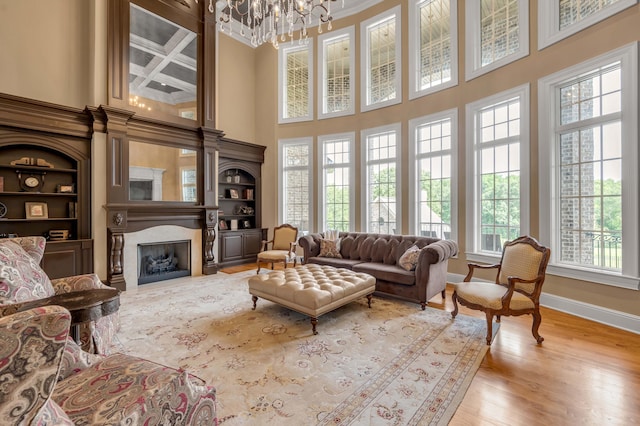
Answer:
xmin=216 ymin=35 xmax=257 ymax=143
xmin=1 ymin=1 xmax=639 ymax=319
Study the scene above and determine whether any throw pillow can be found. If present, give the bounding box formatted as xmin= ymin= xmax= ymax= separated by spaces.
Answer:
xmin=398 ymin=244 xmax=421 ymax=271
xmin=0 ymin=239 xmax=55 ymax=304
xmin=319 ymin=239 xmax=342 ymax=258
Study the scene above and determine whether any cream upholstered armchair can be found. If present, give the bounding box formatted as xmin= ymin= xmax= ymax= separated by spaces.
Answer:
xmin=0 ymin=236 xmax=119 ymax=354
xmin=451 ymin=235 xmax=550 ymax=345
xmin=257 ymin=224 xmax=299 ymax=273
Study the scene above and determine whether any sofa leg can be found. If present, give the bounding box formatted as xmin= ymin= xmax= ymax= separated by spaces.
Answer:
xmin=420 ymin=302 xmax=426 ymax=310
xmin=441 ymin=289 xmax=446 ymax=299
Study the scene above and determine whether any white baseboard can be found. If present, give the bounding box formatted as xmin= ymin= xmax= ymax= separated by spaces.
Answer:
xmin=447 ymin=273 xmax=640 ymax=335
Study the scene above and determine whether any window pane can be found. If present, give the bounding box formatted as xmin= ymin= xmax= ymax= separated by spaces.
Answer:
xmin=480 ymin=0 xmax=521 ymax=66
xmin=323 ymin=35 xmax=351 ymax=114
xmin=368 ymin=16 xmax=397 ymax=104
xmin=415 ymin=117 xmax=453 ymax=238
xmin=282 ymin=142 xmax=311 ymax=234
xmin=366 ymin=129 xmax=398 ymax=233
xmin=559 ymin=0 xmax=623 ymax=29
xmin=323 ymin=138 xmax=352 ymax=231
xmin=556 ymin=62 xmax=623 ymax=271
xmin=418 ymin=0 xmax=452 ymax=90
xmin=285 ymin=49 xmax=309 ymax=119
xmin=476 ymin=96 xmax=522 ymax=252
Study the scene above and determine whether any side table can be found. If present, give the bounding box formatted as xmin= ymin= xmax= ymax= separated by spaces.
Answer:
xmin=13 ymin=288 xmax=120 ymax=345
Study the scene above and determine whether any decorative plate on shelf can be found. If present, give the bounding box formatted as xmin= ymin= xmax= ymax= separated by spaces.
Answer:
xmin=0 ymin=201 xmax=6 ymax=218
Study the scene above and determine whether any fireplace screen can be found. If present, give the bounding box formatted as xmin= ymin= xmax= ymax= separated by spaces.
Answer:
xmin=138 ymin=240 xmax=191 ymax=285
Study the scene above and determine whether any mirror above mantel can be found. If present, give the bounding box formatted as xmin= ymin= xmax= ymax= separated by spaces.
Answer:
xmin=129 ymin=3 xmax=198 ymax=121
xmin=129 ymin=141 xmax=197 ymax=202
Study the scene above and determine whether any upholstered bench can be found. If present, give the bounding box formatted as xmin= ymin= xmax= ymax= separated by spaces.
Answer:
xmin=248 ymin=264 xmax=376 ymax=334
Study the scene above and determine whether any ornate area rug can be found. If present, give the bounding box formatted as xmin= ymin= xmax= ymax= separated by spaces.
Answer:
xmin=110 ymin=271 xmax=495 ymax=425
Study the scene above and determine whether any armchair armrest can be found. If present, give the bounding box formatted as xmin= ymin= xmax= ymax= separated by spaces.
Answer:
xmin=464 ymin=263 xmax=500 ymax=282
xmin=260 ymin=239 xmax=274 ymax=252
xmin=51 ymin=273 xmax=111 ymax=295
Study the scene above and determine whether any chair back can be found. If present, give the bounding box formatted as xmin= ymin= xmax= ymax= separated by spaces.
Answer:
xmin=0 ymin=306 xmax=71 ymax=424
xmin=272 ymin=224 xmax=298 ymax=250
xmin=498 ymin=236 xmax=550 ymax=295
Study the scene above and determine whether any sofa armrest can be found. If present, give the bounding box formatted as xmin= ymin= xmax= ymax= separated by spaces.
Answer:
xmin=422 ymin=239 xmax=458 ymax=264
xmin=298 ymin=233 xmax=323 ymax=261
xmin=51 ymin=273 xmax=111 ymax=295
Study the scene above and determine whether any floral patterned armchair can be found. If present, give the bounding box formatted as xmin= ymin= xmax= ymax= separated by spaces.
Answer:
xmin=0 ymin=305 xmax=217 ymax=425
xmin=0 ymin=236 xmax=118 ymax=354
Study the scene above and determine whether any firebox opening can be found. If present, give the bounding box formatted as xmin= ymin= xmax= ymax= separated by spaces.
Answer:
xmin=138 ymin=240 xmax=191 ymax=285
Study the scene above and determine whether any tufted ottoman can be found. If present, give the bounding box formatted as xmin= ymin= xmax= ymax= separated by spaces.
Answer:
xmin=248 ymin=264 xmax=376 ymax=334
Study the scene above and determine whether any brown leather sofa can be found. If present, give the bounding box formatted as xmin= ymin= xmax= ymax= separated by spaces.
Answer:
xmin=298 ymin=232 xmax=458 ymax=309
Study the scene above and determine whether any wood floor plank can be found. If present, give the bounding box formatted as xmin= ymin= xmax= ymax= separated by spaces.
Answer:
xmin=221 ymin=263 xmax=640 ymax=425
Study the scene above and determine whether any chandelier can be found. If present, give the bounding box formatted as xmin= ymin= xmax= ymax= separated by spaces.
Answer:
xmin=197 ymin=0 xmax=343 ymax=48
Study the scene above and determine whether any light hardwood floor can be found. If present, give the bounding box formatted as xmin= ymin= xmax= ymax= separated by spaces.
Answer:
xmin=222 ymin=263 xmax=640 ymax=425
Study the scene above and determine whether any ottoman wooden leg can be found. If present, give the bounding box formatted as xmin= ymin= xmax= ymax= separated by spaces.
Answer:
xmin=252 ymin=295 xmax=258 ymax=310
xmin=366 ymin=294 xmax=373 ymax=308
xmin=310 ymin=317 xmax=318 ymax=335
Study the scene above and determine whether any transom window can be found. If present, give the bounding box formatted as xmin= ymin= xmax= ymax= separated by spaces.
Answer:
xmin=466 ymin=85 xmax=530 ymax=260
xmin=318 ymin=133 xmax=355 ymax=231
xmin=465 ymin=0 xmax=529 ymax=80
xmin=362 ymin=124 xmax=401 ymax=234
xmin=278 ymin=138 xmax=313 ymax=235
xmin=319 ymin=27 xmax=354 ymax=119
xmin=361 ymin=6 xmax=402 ymax=111
xmin=278 ymin=42 xmax=313 ymax=123
xmin=538 ymin=0 xmax=636 ymax=49
xmin=409 ymin=0 xmax=458 ymax=99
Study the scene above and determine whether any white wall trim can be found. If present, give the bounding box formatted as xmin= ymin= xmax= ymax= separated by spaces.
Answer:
xmin=446 ymin=272 xmax=639 ymax=334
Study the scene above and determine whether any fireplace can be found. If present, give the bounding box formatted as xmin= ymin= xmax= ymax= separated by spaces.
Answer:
xmin=138 ymin=240 xmax=191 ymax=285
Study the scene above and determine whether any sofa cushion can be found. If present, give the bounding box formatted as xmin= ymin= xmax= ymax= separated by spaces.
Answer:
xmin=319 ymin=238 xmax=342 ymax=258
xmin=398 ymin=245 xmax=421 ymax=271
xmin=0 ymin=239 xmax=55 ymax=304
xmin=353 ymin=262 xmax=416 ymax=286
xmin=53 ymin=353 xmax=217 ymax=425
xmin=307 ymin=257 xmax=364 ymax=270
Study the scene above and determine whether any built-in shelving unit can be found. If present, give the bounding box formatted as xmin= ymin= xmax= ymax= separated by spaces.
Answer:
xmin=0 ymin=93 xmax=94 ymax=279
xmin=217 ymin=138 xmax=266 ymax=268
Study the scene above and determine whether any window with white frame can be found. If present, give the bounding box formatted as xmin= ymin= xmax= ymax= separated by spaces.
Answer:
xmin=465 ymin=0 xmax=529 ymax=81
xmin=319 ymin=26 xmax=354 ymax=119
xmin=539 ymin=0 xmax=637 ymax=50
xmin=318 ymin=133 xmax=355 ymax=232
xmin=361 ymin=6 xmax=402 ymax=112
xmin=278 ymin=42 xmax=313 ymax=123
xmin=181 ymin=167 xmax=196 ymax=201
xmin=538 ymin=43 xmax=639 ymax=289
xmin=279 ymin=138 xmax=313 ymax=235
xmin=466 ymin=85 xmax=530 ymax=259
xmin=409 ymin=109 xmax=458 ymax=240
xmin=409 ymin=0 xmax=458 ymax=99
xmin=362 ymin=124 xmax=401 ymax=234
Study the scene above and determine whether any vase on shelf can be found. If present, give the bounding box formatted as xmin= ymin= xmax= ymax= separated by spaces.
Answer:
xmin=233 ymin=170 xmax=241 ymax=183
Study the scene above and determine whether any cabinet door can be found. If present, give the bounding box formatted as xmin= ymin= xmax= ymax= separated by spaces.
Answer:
xmin=42 ymin=239 xmax=94 ymax=279
xmin=242 ymin=230 xmax=263 ymax=258
xmin=220 ymin=233 xmax=243 ymax=261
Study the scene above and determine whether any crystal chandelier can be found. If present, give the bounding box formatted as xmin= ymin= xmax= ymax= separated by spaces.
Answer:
xmin=197 ymin=0 xmax=343 ymax=48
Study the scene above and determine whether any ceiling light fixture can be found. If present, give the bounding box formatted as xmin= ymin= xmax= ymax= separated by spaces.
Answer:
xmin=197 ymin=0 xmax=343 ymax=48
